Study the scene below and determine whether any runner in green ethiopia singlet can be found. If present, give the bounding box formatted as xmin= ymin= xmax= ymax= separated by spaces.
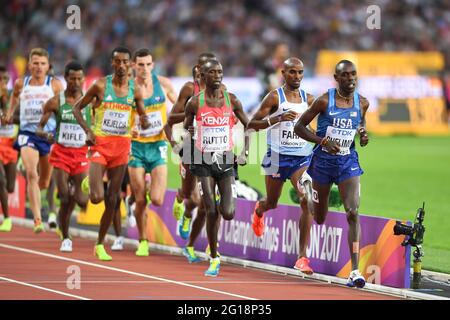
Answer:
xmin=55 ymin=92 xmax=91 ymax=148
xmin=93 ymin=75 xmax=135 ymax=138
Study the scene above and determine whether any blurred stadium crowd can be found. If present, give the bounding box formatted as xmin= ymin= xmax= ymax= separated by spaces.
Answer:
xmin=1 ymin=0 xmax=449 ymax=110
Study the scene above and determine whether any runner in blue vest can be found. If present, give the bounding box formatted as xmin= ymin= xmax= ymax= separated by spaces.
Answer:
xmin=294 ymin=60 xmax=370 ymax=288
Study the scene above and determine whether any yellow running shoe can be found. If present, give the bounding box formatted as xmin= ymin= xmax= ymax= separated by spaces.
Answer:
xmin=172 ymin=198 xmax=185 ymax=221
xmin=94 ymin=244 xmax=112 ymax=261
xmin=204 ymin=257 xmax=220 ymax=277
xmin=135 ymin=240 xmax=149 ymax=257
xmin=33 ymin=219 xmax=45 ymax=234
xmin=0 ymin=217 xmax=12 ymax=232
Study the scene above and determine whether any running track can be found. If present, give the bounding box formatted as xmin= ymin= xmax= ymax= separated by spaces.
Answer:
xmin=0 ymin=226 xmax=403 ymax=300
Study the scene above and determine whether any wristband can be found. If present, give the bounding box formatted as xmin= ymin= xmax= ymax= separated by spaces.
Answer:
xmin=267 ymin=117 xmax=272 ymax=126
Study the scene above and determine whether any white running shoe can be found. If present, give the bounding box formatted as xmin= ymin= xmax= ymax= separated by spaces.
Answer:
xmin=60 ymin=239 xmax=73 ymax=252
xmin=346 ymin=269 xmax=366 ymax=288
xmin=111 ymin=236 xmax=124 ymax=251
xmin=48 ymin=212 xmax=57 ymax=229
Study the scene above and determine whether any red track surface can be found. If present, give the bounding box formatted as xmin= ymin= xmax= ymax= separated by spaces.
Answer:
xmin=0 ymin=226 xmax=403 ymax=300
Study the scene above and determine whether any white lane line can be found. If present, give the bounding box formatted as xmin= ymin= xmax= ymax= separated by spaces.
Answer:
xmin=0 ymin=276 xmax=90 ymax=300
xmin=0 ymin=243 xmax=257 ymax=300
xmin=0 ymin=280 xmax=299 ymax=285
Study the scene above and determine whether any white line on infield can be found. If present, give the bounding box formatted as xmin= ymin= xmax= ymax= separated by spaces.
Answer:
xmin=0 ymin=242 xmax=257 ymax=300
xmin=0 ymin=276 xmax=90 ymax=300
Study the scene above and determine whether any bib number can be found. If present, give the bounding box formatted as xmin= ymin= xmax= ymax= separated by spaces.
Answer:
xmin=323 ymin=126 xmax=356 ymax=156
xmin=139 ymin=112 xmax=163 ymax=137
xmin=58 ymin=123 xmax=86 ymax=147
xmin=101 ymin=110 xmax=130 ymax=135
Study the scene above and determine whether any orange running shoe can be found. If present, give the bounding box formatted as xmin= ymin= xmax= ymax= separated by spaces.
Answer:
xmin=294 ymin=257 xmax=313 ymax=275
xmin=251 ymin=201 xmax=265 ymax=237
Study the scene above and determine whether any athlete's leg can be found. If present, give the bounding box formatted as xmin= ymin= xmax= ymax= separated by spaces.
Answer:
xmin=149 ymin=164 xmax=167 ymax=206
xmin=128 ymin=166 xmax=147 ymax=240
xmin=216 ymin=175 xmax=236 ymax=221
xmin=311 ymin=180 xmax=332 ymax=225
xmin=290 ymin=167 xmax=313 ymax=259
xmin=182 ymin=167 xmax=200 ymax=218
xmin=112 ymin=195 xmax=122 ymax=237
xmin=72 ymin=172 xmax=89 ymax=210
xmin=46 ymin=172 xmax=57 ymax=212
xmin=5 ymin=162 xmax=17 ymax=194
xmin=20 ymin=147 xmax=42 ymax=222
xmin=54 ymin=168 xmax=71 ymax=239
xmin=186 ymin=199 xmax=206 ymax=247
xmin=88 ymin=162 xmax=106 ymax=204
xmin=46 ymin=171 xmax=57 ymax=227
xmin=0 ymin=162 xmax=9 ymax=218
xmin=198 ymin=176 xmax=219 ymax=258
xmin=255 ymin=176 xmax=284 ymax=217
xmin=97 ymin=164 xmax=127 ymax=244
xmin=38 ymin=154 xmax=53 ymax=190
xmin=338 ymin=176 xmax=361 ymax=271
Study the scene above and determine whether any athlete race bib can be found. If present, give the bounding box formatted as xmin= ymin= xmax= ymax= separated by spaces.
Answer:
xmin=322 ymin=126 xmax=356 ymax=156
xmin=200 ymin=126 xmax=230 ymax=152
xmin=58 ymin=123 xmax=87 ymax=148
xmin=101 ymin=109 xmax=129 ymax=135
xmin=279 ymin=120 xmax=307 ymax=149
xmin=23 ymin=100 xmax=44 ymax=123
xmin=139 ymin=111 xmax=163 ymax=137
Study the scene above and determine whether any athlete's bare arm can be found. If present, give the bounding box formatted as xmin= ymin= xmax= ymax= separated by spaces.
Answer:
xmin=73 ymin=78 xmax=106 ymax=145
xmin=358 ymin=95 xmax=370 ymax=147
xmin=36 ymin=94 xmax=59 ymax=142
xmin=230 ymin=92 xmax=250 ymax=165
xmin=306 ymin=93 xmax=317 ymax=133
xmin=183 ymin=95 xmax=199 ymax=135
xmin=134 ymin=84 xmax=149 ymax=130
xmin=51 ymin=78 xmax=64 ymax=96
xmin=247 ymin=90 xmax=297 ymax=131
xmin=168 ymin=82 xmax=195 ymax=126
xmin=295 ymin=93 xmax=340 ymax=154
xmin=3 ymin=78 xmax=23 ymax=124
xmin=158 ymin=75 xmax=177 ymax=104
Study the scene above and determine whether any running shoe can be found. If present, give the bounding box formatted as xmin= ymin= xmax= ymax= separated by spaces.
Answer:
xmin=135 ymin=240 xmax=149 ymax=257
xmin=81 ymin=176 xmax=90 ymax=194
xmin=179 ymin=214 xmax=191 ymax=240
xmin=172 ymin=198 xmax=185 ymax=221
xmin=205 ymin=243 xmax=221 ymax=258
xmin=111 ymin=236 xmax=124 ymax=251
xmin=346 ymin=269 xmax=366 ymax=288
xmin=0 ymin=217 xmax=12 ymax=232
xmin=294 ymin=257 xmax=314 ymax=275
xmin=60 ymin=238 xmax=73 ymax=252
xmin=182 ymin=246 xmax=200 ymax=263
xmin=55 ymin=227 xmax=63 ymax=240
xmin=94 ymin=244 xmax=112 ymax=261
xmin=33 ymin=219 xmax=45 ymax=234
xmin=251 ymin=201 xmax=264 ymax=237
xmin=47 ymin=212 xmax=57 ymax=229
xmin=204 ymin=257 xmax=220 ymax=277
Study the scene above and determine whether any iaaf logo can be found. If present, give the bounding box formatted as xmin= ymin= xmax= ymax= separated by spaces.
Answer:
xmin=202 ymin=117 xmax=229 ymax=126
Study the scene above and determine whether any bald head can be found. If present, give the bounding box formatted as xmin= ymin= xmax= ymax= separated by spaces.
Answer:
xmin=198 ymin=52 xmax=217 ymax=66
xmin=283 ymin=57 xmax=303 ymax=70
xmin=281 ymin=57 xmax=304 ymax=89
xmin=335 ymin=60 xmax=356 ymax=75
